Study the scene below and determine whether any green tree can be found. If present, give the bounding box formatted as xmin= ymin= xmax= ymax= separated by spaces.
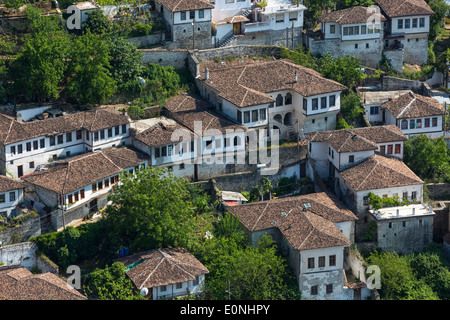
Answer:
xmin=403 ymin=135 xmax=450 ymax=182
xmin=429 ymin=0 xmax=450 ymax=40
xmin=318 ymin=53 xmax=365 ymax=90
xmin=83 ymin=262 xmax=143 ymax=300
xmin=336 ymin=118 xmax=354 ymax=129
xmin=340 ymin=92 xmax=364 ymax=123
xmin=65 ymin=31 xmax=116 ymax=105
xmin=140 ymin=63 xmax=181 ymax=104
xmin=104 ymin=167 xmax=196 ymax=252
xmin=84 ymin=9 xmax=112 ymax=35
xmin=279 ymin=46 xmax=318 ymax=70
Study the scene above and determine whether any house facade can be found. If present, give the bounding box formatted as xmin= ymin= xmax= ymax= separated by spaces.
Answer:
xmin=212 ymin=0 xmax=307 ymax=47
xmin=306 ymin=6 xmax=386 ymax=68
xmin=380 ymin=91 xmax=446 ymax=138
xmin=0 ymin=176 xmax=25 ymax=219
xmin=197 ymin=59 xmax=347 ymax=142
xmin=0 ymin=109 xmax=130 ymax=179
xmin=116 ymin=248 xmax=209 ymax=300
xmin=360 ymin=89 xmax=411 ymax=124
xmin=155 ymin=0 xmax=214 ymax=49
xmin=377 ymin=0 xmax=434 ymax=66
xmin=226 ymin=192 xmax=363 ymax=300
xmin=22 ymin=147 xmax=149 ymax=229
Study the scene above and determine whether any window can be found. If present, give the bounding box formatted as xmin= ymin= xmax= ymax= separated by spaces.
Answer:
xmin=76 ymin=130 xmax=82 ymax=140
xmin=94 ymin=132 xmax=99 ymax=142
xmin=395 ymin=144 xmax=401 ymax=154
xmin=176 ymin=282 xmax=183 ymax=289
xmin=104 ymin=179 xmax=109 ymax=188
xmin=57 ymin=135 xmax=63 ymax=144
xmin=398 ymin=19 xmax=403 ymax=29
xmin=260 ymin=108 xmax=266 ymax=121
xmin=234 ymin=136 xmax=240 ymax=146
xmin=403 ymin=192 xmax=408 ymax=199
xmin=318 ymin=256 xmax=325 ymax=268
xmin=74 ymin=192 xmax=79 ymax=202
xmin=361 ymin=25 xmax=366 ymax=34
xmin=100 ymin=130 xmax=105 ymax=140
xmin=40 ymin=139 xmax=45 ymax=149
xmin=33 ymin=140 xmax=38 ymax=150
xmin=168 ymin=145 xmax=173 ymax=156
xmin=0 ymin=194 xmax=4 ymax=203
xmin=9 ymin=191 xmax=15 ymax=202
xmin=405 ymin=19 xmax=410 ymax=29
xmin=380 ymin=145 xmax=386 ymax=154
xmin=18 ymin=144 xmax=23 ymax=154
xmin=401 ymin=120 xmax=408 ymax=130
xmin=10 ymin=145 xmax=15 ymax=155
xmin=403 ymin=221 xmax=406 ymax=227
xmin=329 ymin=95 xmax=336 ymax=107
xmin=29 ymin=161 xmax=34 ymax=169
xmin=80 ymin=189 xmax=85 ymax=199
xmin=68 ymin=194 xmax=73 ymax=204
xmin=366 ymin=43 xmax=370 ymax=49
xmin=26 ymin=142 xmax=31 ymax=152
xmin=326 ymin=284 xmax=333 ymax=294
xmin=289 ymin=11 xmax=297 ymax=21
xmin=411 ymin=191 xmax=417 ymax=200
xmin=285 ymin=93 xmax=292 ymax=105
xmin=412 ymin=18 xmax=418 ymax=28
xmin=155 ymin=147 xmax=161 ymax=158
xmin=161 ymin=146 xmax=167 ymax=157
xmin=180 ymin=11 xmax=186 ymax=20
xmin=354 ymin=26 xmax=359 ymax=35
xmin=389 ymin=222 xmax=392 ymax=228
xmin=321 ymin=97 xmax=327 ymax=109
xmin=419 ymin=18 xmax=425 ymax=28
xmin=252 ymin=110 xmax=259 ymax=122
xmin=108 ymin=128 xmax=113 ymax=138
xmin=237 ymin=110 xmax=242 ymax=123
xmin=370 ymin=106 xmax=379 ymax=115
xmin=387 ymin=145 xmax=393 ymax=154
xmin=160 ymin=285 xmax=167 ymax=292
xmin=329 ymin=255 xmax=336 ymax=266
xmin=311 ymin=285 xmax=318 ymax=295
xmin=98 ymin=181 xmax=103 ymax=190
xmin=312 ymin=98 xmax=318 ymax=110
xmin=276 ymin=14 xmax=284 ymax=23
xmin=330 ymin=24 xmax=335 ymax=34
xmin=303 ymin=98 xmax=308 ymax=111
xmin=416 ymin=119 xmax=422 ymax=128
xmin=331 ymin=150 xmax=334 ymax=159
xmin=66 ymin=132 xmax=72 ymax=143
xmin=276 ymin=94 xmax=283 ymax=107
xmin=363 ymin=196 xmax=369 ymax=205
xmin=179 ymin=163 xmax=185 ymax=170
xmin=355 ymin=43 xmax=358 ymax=49
xmin=190 ymin=10 xmax=195 ymax=20
xmin=114 ymin=126 xmax=119 ymax=136
xmin=122 ymin=124 xmax=127 ymax=134
xmin=343 ymin=27 xmax=349 ymax=36
xmin=307 ymin=257 xmax=315 ymax=269
xmin=349 ymin=155 xmax=354 ymax=163
xmin=409 ymin=120 xmax=415 ymax=129
xmin=244 ymin=111 xmax=250 ymax=123
xmin=205 ymin=140 xmax=213 ymax=150
xmin=425 ymin=118 xmax=430 ymax=127
xmin=432 ymin=117 xmax=438 ymax=127
xmin=199 ymin=9 xmax=204 ymax=19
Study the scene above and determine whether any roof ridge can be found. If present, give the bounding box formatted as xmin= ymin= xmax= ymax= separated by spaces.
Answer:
xmin=374 ymin=154 xmax=422 ymax=183
xmin=26 ymin=273 xmax=84 ymax=298
xmin=251 ymin=203 xmax=270 ymax=231
xmin=138 ymin=250 xmax=166 ymax=290
xmin=355 ymin=156 xmax=380 ymax=190
xmin=396 ymin=92 xmax=416 ymax=118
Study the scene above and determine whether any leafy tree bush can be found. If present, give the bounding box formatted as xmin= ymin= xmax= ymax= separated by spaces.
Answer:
xmin=336 ymin=118 xmax=354 ymax=129
xmin=84 ymin=9 xmax=112 ymax=35
xmin=340 ymin=92 xmax=364 ymax=123
xmin=83 ymin=262 xmax=143 ymax=300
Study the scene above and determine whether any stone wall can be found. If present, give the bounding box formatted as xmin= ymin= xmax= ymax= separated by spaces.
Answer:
xmin=383 ymin=50 xmax=404 ymax=74
xmin=426 ymin=183 xmax=450 ymax=200
xmin=128 ymin=32 xmax=163 ymax=48
xmin=0 ymin=216 xmax=41 ymax=245
xmin=381 ymin=75 xmax=430 ymax=95
xmin=139 ymin=49 xmax=189 ymax=69
xmin=0 ymin=242 xmax=36 ymax=270
xmin=171 ymin=21 xmax=213 ymax=50
xmin=402 ymin=35 xmax=428 ymax=66
xmin=234 ymin=27 xmax=302 ymax=48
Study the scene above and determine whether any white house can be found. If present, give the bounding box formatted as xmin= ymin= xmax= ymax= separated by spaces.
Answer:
xmin=306 ymin=6 xmax=386 ymax=68
xmin=0 ymin=175 xmax=25 ymax=219
xmin=380 ymin=91 xmax=446 ymax=138
xmin=22 ymin=147 xmax=149 ymax=228
xmin=155 ymin=0 xmax=214 ymax=49
xmin=226 ymin=192 xmax=365 ymax=300
xmin=212 ymin=0 xmax=307 ymax=47
xmin=305 ymin=125 xmax=407 ymax=179
xmin=116 ymin=248 xmax=209 ymax=300
xmin=0 ymin=109 xmax=131 ymax=179
xmin=370 ymin=203 xmax=435 ymax=254
xmin=360 ymin=89 xmax=411 ymax=124
xmin=197 ymin=58 xmax=347 ymax=141
xmin=377 ymin=0 xmax=434 ymax=65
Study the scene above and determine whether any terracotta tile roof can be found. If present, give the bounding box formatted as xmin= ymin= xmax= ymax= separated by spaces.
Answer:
xmin=381 ymin=91 xmax=445 ymax=119
xmin=156 ymin=0 xmax=214 ymax=12
xmin=0 ymin=109 xmax=130 ymax=145
xmin=171 ymin=109 xmax=247 ymax=135
xmin=376 ymin=0 xmax=434 ymax=17
xmin=0 ymin=175 xmax=25 ymax=193
xmin=134 ymin=121 xmax=195 ymax=147
xmin=164 ymin=93 xmax=213 ymax=114
xmin=200 ymin=59 xmax=347 ymax=108
xmin=22 ymin=147 xmax=148 ymax=194
xmin=305 ymin=125 xmax=407 ymax=152
xmin=0 ymin=265 xmax=87 ymax=300
xmin=318 ymin=6 xmax=386 ymax=24
xmin=116 ymin=248 xmax=209 ymax=290
xmin=224 ymin=15 xmax=250 ymax=24
xmin=226 ymin=192 xmax=357 ymax=251
xmin=338 ymin=154 xmax=423 ymax=192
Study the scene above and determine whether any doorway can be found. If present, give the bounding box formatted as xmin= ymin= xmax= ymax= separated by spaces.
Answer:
xmin=233 ymin=22 xmax=242 ymax=35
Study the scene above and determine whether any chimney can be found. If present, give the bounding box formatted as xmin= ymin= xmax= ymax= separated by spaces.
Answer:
xmin=412 ymin=207 xmax=415 ymax=215
xmin=294 ymin=71 xmax=298 ymax=83
xmin=205 ymin=67 xmax=209 ymax=80
xmin=16 ymin=113 xmax=23 ymax=123
xmin=396 ymin=209 xmax=400 ymax=217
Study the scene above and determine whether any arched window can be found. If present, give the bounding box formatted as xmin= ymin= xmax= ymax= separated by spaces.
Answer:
xmin=276 ymin=94 xmax=283 ymax=107
xmin=285 ymin=92 xmax=292 ymax=105
xmin=284 ymin=112 xmax=293 ymax=126
xmin=274 ymin=114 xmax=282 ymax=124
xmin=234 ymin=136 xmax=240 ymax=146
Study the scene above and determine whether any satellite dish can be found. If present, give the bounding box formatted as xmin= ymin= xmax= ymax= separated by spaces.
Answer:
xmin=140 ymin=287 xmax=148 ymax=297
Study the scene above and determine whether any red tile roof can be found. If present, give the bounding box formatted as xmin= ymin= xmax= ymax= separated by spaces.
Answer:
xmin=156 ymin=0 xmax=214 ymax=12
xmin=380 ymin=92 xmax=445 ymax=119
xmin=377 ymin=0 xmax=434 ymax=18
xmin=0 ymin=175 xmax=25 ymax=193
xmin=319 ymin=6 xmax=386 ymax=24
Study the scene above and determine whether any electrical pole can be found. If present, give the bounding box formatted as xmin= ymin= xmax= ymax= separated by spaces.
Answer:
xmin=192 ymin=18 xmax=195 ymax=50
